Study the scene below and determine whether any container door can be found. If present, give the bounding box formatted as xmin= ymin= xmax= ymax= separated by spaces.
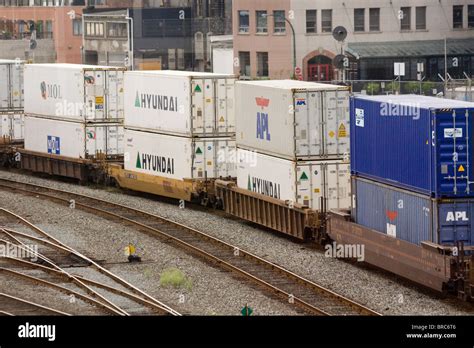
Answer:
xmin=84 ymin=70 xmax=106 ymax=121
xmin=297 ymin=162 xmax=322 ymax=209
xmin=105 ymin=70 xmax=124 ymax=121
xmin=192 ymin=78 xmax=216 ymax=135
xmin=323 ymin=90 xmax=350 ymax=158
xmin=294 ymin=91 xmax=323 ymax=157
xmin=85 ymin=126 xmax=105 ymax=158
xmin=10 ymin=63 xmax=23 ymax=109
xmin=436 ymin=108 xmax=473 ymax=196
xmin=11 ymin=114 xmax=24 ymax=140
xmin=438 ymin=202 xmax=472 ymax=246
xmin=0 ymin=65 xmax=10 ymax=109
xmin=192 ymin=139 xmax=206 ymax=179
xmin=216 ymin=78 xmax=235 ymax=135
xmin=0 ymin=114 xmax=8 ymax=138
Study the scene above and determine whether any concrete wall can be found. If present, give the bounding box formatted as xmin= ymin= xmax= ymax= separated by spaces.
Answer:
xmin=0 ymin=38 xmax=55 ymax=62
xmin=0 ymin=6 xmax=83 ymax=63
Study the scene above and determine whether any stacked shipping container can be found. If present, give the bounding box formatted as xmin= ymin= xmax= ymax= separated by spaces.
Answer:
xmin=123 ymin=71 xmax=237 ymax=181
xmin=235 ymin=80 xmax=351 ymax=210
xmin=350 ymin=94 xmax=474 ymax=246
xmin=24 ymin=64 xmax=125 ymax=159
xmin=0 ymin=59 xmax=25 ymax=141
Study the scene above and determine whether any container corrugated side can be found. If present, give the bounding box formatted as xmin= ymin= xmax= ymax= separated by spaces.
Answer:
xmin=124 ymin=129 xmax=236 ymax=180
xmin=236 ymin=148 xmax=351 ymax=210
xmin=350 ymin=94 xmax=474 ymax=198
xmin=236 ymin=81 xmax=350 ymax=160
xmin=24 ymin=64 xmax=125 ymax=122
xmin=124 ymin=71 xmax=235 ymax=137
xmin=0 ymin=112 xmax=24 ymax=140
xmin=352 ymin=176 xmax=473 ymax=246
xmin=24 ymin=116 xmax=124 ymax=159
xmin=0 ymin=60 xmax=24 ymax=110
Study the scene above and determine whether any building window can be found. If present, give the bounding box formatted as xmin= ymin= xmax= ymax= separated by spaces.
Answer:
xmin=257 ymin=52 xmax=269 ymax=77
xmin=354 ymin=8 xmax=365 ymax=32
xmin=400 ymin=7 xmax=411 ymax=30
xmin=469 ymin=5 xmax=474 ymax=28
xmin=73 ymin=18 xmax=82 ymax=36
xmin=107 ymin=22 xmax=127 ymax=38
xmin=416 ymin=7 xmax=426 ymax=30
xmin=239 ymin=51 xmax=250 ymax=76
xmin=306 ymin=10 xmax=317 ymax=33
xmin=85 ymin=22 xmax=104 ymax=37
xmin=369 ymin=8 xmax=380 ymax=31
xmin=273 ymin=10 xmax=286 ymax=33
xmin=321 ymin=9 xmax=332 ymax=33
xmin=238 ymin=10 xmax=249 ymax=33
xmin=453 ymin=5 xmax=463 ymax=29
xmin=256 ymin=10 xmax=267 ymax=33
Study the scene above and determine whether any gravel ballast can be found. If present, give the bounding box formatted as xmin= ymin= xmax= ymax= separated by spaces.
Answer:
xmin=0 ymin=186 xmax=299 ymax=316
xmin=1 ymin=170 xmax=473 ymax=315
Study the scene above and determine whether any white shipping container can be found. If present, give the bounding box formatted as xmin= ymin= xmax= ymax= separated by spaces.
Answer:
xmin=0 ymin=112 xmax=24 ymax=140
xmin=24 ymin=116 xmax=124 ymax=159
xmin=124 ymin=129 xmax=236 ymax=180
xmin=0 ymin=59 xmax=25 ymax=110
xmin=124 ymin=70 xmax=235 ymax=137
xmin=24 ymin=64 xmax=125 ymax=122
xmin=236 ymin=80 xmax=350 ymax=160
xmin=236 ymin=148 xmax=351 ymax=211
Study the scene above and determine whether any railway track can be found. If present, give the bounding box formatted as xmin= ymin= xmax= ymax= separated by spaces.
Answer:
xmin=0 ymin=208 xmax=181 ymax=316
xmin=0 ymin=178 xmax=381 ymax=316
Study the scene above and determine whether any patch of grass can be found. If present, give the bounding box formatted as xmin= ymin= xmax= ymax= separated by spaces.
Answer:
xmin=159 ymin=268 xmax=192 ymax=290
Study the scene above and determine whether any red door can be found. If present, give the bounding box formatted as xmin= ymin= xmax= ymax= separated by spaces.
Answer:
xmin=308 ymin=64 xmax=332 ymax=81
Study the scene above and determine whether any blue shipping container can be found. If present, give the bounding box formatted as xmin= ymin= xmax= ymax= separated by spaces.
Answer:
xmin=352 ymin=176 xmax=473 ymax=246
xmin=350 ymin=95 xmax=474 ymax=197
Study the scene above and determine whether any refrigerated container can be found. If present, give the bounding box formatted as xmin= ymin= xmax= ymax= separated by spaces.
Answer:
xmin=350 ymin=95 xmax=474 ymax=198
xmin=124 ymin=70 xmax=236 ymax=137
xmin=0 ymin=59 xmax=24 ymax=110
xmin=235 ymin=80 xmax=350 ymax=160
xmin=24 ymin=64 xmax=125 ymax=122
xmin=24 ymin=116 xmax=124 ymax=159
xmin=352 ymin=176 xmax=473 ymax=246
xmin=0 ymin=112 xmax=24 ymax=141
xmin=236 ymin=148 xmax=351 ymax=211
xmin=124 ymin=129 xmax=236 ymax=180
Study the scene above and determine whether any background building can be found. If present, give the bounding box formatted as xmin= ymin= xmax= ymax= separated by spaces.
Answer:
xmin=233 ymin=0 xmax=474 ymax=82
xmin=83 ymin=0 xmax=232 ymax=71
xmin=0 ymin=1 xmax=88 ymax=63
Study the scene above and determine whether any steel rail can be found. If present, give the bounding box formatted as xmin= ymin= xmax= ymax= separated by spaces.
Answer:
xmin=0 ymin=207 xmax=181 ymax=317
xmin=0 ymin=178 xmax=380 ymax=316
xmin=0 ymin=292 xmax=72 ymax=316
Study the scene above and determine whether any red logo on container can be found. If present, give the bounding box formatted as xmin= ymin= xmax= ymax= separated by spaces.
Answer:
xmin=386 ymin=210 xmax=398 ymax=221
xmin=256 ymin=97 xmax=270 ymax=109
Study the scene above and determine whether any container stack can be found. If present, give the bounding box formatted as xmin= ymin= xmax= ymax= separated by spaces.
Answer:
xmin=0 ymin=59 xmax=25 ymax=142
xmin=235 ymin=80 xmax=351 ymax=210
xmin=24 ymin=64 xmax=125 ymax=159
xmin=350 ymin=94 xmax=474 ymax=246
xmin=123 ymin=70 xmax=236 ymax=181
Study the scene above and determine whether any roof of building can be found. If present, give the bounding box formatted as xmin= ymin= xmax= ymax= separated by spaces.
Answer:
xmin=346 ymin=38 xmax=474 ymax=59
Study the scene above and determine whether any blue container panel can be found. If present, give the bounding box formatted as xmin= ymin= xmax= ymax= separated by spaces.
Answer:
xmin=353 ymin=177 xmax=433 ymax=245
xmin=435 ymin=109 xmax=473 ymax=197
xmin=437 ymin=202 xmax=473 ymax=245
xmin=353 ymin=177 xmax=473 ymax=246
xmin=350 ymin=95 xmax=474 ymax=198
